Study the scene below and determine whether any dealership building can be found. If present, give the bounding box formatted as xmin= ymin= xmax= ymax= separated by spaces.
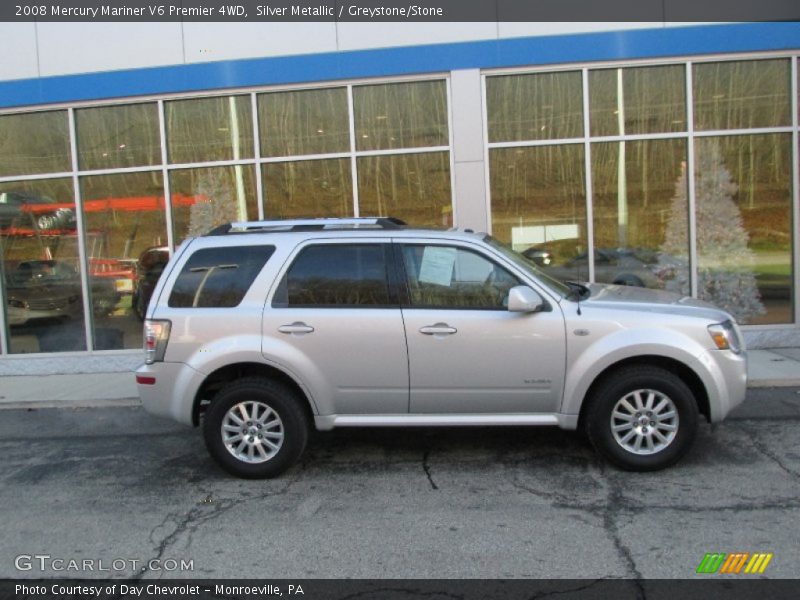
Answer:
xmin=0 ymin=20 xmax=798 ymax=373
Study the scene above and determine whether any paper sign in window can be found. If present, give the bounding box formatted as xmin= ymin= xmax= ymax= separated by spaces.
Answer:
xmin=418 ymin=246 xmax=456 ymax=286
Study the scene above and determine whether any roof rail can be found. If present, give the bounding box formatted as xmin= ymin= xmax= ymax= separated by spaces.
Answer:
xmin=205 ymin=217 xmax=406 ymax=235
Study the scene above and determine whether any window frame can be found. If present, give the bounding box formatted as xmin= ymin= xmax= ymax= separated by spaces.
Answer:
xmin=0 ymin=73 xmax=454 ymax=353
xmin=482 ymin=51 xmax=799 ymax=328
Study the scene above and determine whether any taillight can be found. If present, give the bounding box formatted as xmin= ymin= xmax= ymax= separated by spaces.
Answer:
xmin=144 ymin=319 xmax=171 ymax=364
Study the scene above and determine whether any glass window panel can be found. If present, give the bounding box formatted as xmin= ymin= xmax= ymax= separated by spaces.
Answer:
xmin=274 ymin=244 xmax=391 ymax=308
xmin=0 ymin=178 xmax=87 ymax=353
xmin=694 ymin=135 xmax=793 ymax=325
xmin=357 ymin=152 xmax=452 ymax=227
xmin=76 ymin=103 xmax=160 ymax=170
xmin=591 ymin=139 xmax=690 ymax=290
xmin=486 ymin=72 xmax=583 ymax=143
xmin=401 ymin=244 xmax=521 ymax=310
xmin=489 ymin=144 xmax=586 ymax=281
xmin=354 ymin=80 xmax=448 ymax=151
xmin=81 ymin=171 xmax=168 ymax=349
xmin=0 ymin=111 xmax=71 ymax=177
xmin=170 ymin=166 xmax=258 ymax=245
xmin=169 ymin=246 xmax=275 ymax=308
xmin=693 ymin=59 xmax=791 ymax=131
xmin=259 ymin=87 xmax=349 ymax=157
xmin=589 ymin=65 xmax=686 ymax=136
xmin=166 ymin=95 xmax=253 ymax=164
xmin=263 ymin=159 xmax=353 ymax=219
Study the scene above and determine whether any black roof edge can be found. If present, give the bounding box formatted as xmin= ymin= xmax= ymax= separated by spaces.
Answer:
xmin=205 ymin=224 xmax=233 ymax=236
xmin=375 ymin=217 xmax=406 ymax=229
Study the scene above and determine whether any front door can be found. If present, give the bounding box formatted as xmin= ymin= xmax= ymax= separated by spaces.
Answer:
xmin=396 ymin=241 xmax=565 ymax=414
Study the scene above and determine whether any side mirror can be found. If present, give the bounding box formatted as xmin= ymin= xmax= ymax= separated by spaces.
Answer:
xmin=507 ymin=285 xmax=545 ymax=313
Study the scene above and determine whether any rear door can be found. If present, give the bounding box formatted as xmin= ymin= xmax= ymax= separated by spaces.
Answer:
xmin=262 ymin=240 xmax=409 ymax=415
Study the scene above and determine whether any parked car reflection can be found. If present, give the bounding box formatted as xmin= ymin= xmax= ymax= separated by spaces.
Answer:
xmin=0 ymin=191 xmax=76 ymax=232
xmin=522 ymin=244 xmax=674 ymax=289
xmin=4 ymin=260 xmax=120 ymax=326
xmin=132 ymin=246 xmax=170 ymax=320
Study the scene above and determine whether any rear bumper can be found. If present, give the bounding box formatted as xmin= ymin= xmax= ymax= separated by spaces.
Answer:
xmin=136 ymin=362 xmax=201 ymax=426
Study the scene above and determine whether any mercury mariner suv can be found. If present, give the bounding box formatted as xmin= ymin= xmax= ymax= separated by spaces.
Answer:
xmin=136 ymin=217 xmax=747 ymax=478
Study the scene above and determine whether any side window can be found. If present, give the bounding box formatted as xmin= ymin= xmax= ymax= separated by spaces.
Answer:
xmin=401 ymin=245 xmax=521 ymax=309
xmin=273 ymin=244 xmax=391 ymax=308
xmin=168 ymin=245 xmax=275 ymax=308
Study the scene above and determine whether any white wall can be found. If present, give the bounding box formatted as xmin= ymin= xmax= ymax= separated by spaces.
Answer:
xmin=36 ymin=23 xmax=184 ymax=77
xmin=0 ymin=21 xmax=716 ymax=82
xmin=0 ymin=23 xmax=39 ymax=80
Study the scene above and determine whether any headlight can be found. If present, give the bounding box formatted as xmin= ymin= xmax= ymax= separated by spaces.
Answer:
xmin=707 ymin=320 xmax=742 ymax=354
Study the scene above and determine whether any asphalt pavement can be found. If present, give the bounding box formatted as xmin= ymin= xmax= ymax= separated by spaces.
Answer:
xmin=1 ymin=387 xmax=799 ymax=580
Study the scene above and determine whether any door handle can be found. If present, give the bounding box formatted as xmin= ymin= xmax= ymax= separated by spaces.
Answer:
xmin=419 ymin=323 xmax=457 ymax=335
xmin=278 ymin=322 xmax=315 ymax=334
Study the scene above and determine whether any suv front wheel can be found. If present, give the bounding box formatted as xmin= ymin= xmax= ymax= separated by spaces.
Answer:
xmin=585 ymin=365 xmax=699 ymax=471
xmin=203 ymin=377 xmax=308 ymax=478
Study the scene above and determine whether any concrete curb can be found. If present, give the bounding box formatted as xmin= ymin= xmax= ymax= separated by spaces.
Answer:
xmin=0 ymin=398 xmax=141 ymax=410
xmin=0 ymin=372 xmax=138 ymax=406
xmin=747 ymin=379 xmax=800 ymax=388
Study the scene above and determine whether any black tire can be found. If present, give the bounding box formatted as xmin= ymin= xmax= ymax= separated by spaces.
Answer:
xmin=585 ymin=365 xmax=698 ymax=471
xmin=203 ymin=377 xmax=308 ymax=479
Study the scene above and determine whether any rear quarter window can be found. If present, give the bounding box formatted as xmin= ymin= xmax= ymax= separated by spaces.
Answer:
xmin=168 ymin=245 xmax=275 ymax=308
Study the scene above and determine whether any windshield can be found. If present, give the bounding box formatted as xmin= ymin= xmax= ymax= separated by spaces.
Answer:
xmin=483 ymin=235 xmax=572 ymax=298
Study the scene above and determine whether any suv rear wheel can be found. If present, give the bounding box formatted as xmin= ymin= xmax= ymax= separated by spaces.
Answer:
xmin=203 ymin=377 xmax=308 ymax=478
xmin=585 ymin=365 xmax=698 ymax=471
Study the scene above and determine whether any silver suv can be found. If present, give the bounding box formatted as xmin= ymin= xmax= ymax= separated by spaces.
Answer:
xmin=136 ymin=218 xmax=747 ymax=478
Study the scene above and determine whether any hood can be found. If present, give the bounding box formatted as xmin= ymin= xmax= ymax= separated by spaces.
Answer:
xmin=582 ymin=283 xmax=730 ymax=321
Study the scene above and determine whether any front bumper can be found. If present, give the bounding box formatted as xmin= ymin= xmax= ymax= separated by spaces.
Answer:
xmin=701 ymin=348 xmax=748 ymax=422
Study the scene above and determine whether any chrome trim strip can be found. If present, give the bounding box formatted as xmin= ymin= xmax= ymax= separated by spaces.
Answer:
xmin=315 ymin=413 xmax=578 ymax=431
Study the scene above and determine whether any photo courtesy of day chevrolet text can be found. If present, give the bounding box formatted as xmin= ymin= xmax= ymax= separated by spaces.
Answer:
xmin=15 ymin=584 xmax=305 ymax=598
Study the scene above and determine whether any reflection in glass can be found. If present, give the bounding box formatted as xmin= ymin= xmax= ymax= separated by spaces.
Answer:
xmin=259 ymin=88 xmax=349 ymax=157
xmin=76 ymin=103 xmax=160 ymax=170
xmin=81 ymin=171 xmax=168 ymax=349
xmin=402 ymin=245 xmax=520 ymax=310
xmin=263 ymin=159 xmax=353 ymax=219
xmin=489 ymin=145 xmax=586 ymax=281
xmin=278 ymin=245 xmax=390 ymax=307
xmin=591 ymin=139 xmax=689 ymax=289
xmin=166 ymin=95 xmax=253 ymax=164
xmin=170 ymin=166 xmax=257 ymax=244
xmin=0 ymin=111 xmax=71 ymax=177
xmin=169 ymin=246 xmax=275 ymax=308
xmin=693 ymin=59 xmax=791 ymax=131
xmin=692 ymin=135 xmax=792 ymax=324
xmin=357 ymin=152 xmax=451 ymax=227
xmin=354 ymin=80 xmax=448 ymax=151
xmin=487 ymin=72 xmax=583 ymax=143
xmin=0 ymin=178 xmax=87 ymax=353
xmin=589 ymin=65 xmax=686 ymax=136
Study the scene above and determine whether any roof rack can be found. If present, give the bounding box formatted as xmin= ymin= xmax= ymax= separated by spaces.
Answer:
xmin=205 ymin=217 xmax=406 ymax=236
